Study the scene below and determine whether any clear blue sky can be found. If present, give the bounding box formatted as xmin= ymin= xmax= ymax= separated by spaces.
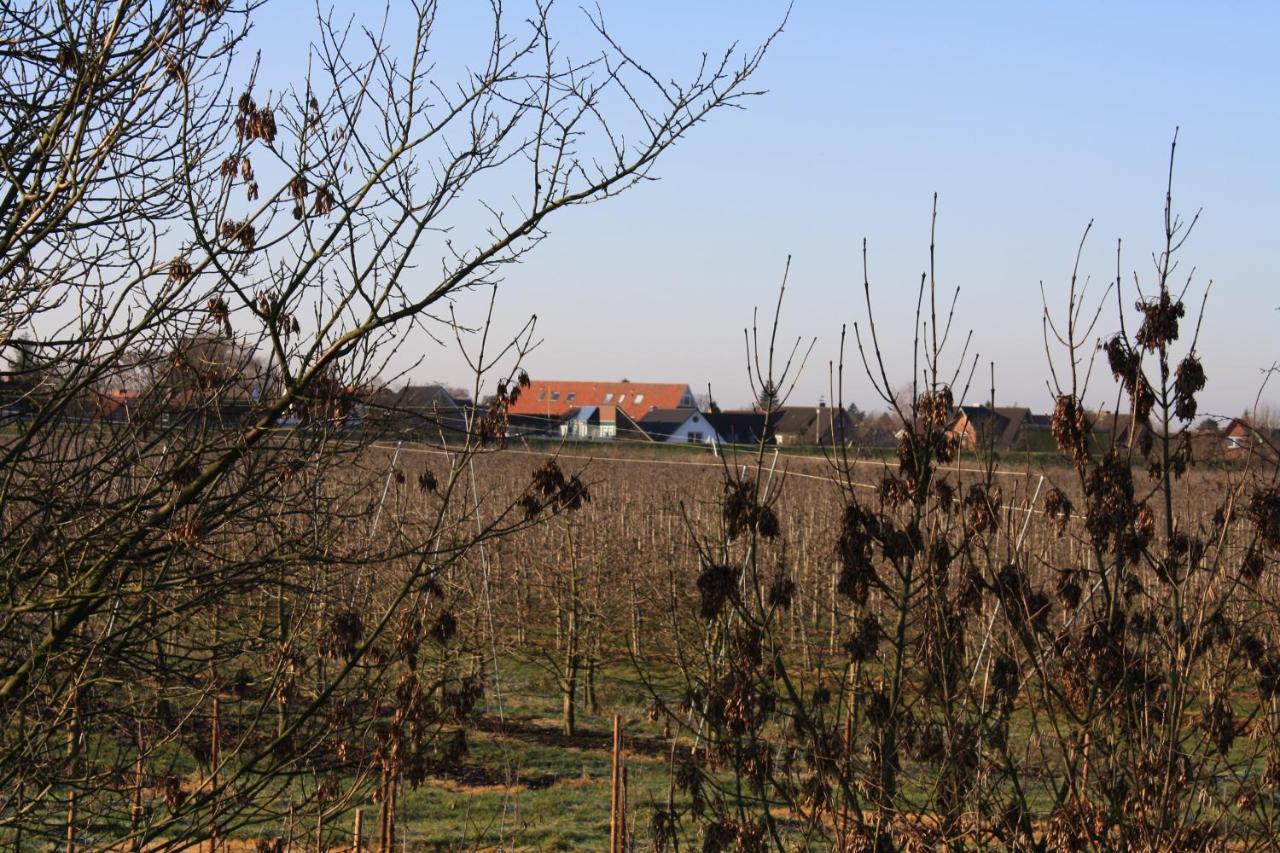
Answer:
xmin=249 ymin=1 xmax=1280 ymax=417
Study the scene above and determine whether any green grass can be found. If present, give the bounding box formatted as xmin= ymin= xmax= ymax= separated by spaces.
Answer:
xmin=353 ymin=656 xmax=687 ymax=850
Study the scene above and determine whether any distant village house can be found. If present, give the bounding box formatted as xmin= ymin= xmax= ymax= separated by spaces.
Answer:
xmin=508 ymin=379 xmax=697 ymax=431
xmin=637 ymin=408 xmax=721 ymax=444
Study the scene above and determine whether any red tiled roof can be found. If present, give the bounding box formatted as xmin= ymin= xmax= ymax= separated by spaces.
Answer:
xmin=509 ymin=380 xmax=694 ymax=421
xmin=93 ymin=389 xmax=139 ymax=418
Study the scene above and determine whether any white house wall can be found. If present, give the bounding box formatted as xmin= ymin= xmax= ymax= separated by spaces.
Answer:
xmin=660 ymin=413 xmax=719 ymax=444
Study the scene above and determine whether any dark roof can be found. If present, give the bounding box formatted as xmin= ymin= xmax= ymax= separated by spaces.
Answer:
xmin=773 ymin=406 xmax=855 ymax=440
xmin=705 ymin=410 xmax=783 ymax=445
xmin=368 ymin=384 xmax=471 ymax=438
xmin=954 ymin=405 xmax=1053 ymax=450
xmin=390 ymin=384 xmax=462 ymax=410
xmin=638 ymin=408 xmax=706 ymax=439
xmin=639 ymin=407 xmax=700 ymax=425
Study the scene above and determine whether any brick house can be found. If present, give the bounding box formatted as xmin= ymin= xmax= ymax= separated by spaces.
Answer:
xmin=1222 ymin=418 xmax=1280 ymax=462
xmin=949 ymin=406 xmax=1055 ymax=452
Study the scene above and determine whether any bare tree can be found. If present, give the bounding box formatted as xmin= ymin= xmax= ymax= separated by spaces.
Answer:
xmin=646 ymin=141 xmax=1280 ymax=850
xmin=0 ymin=0 xmax=779 ymax=846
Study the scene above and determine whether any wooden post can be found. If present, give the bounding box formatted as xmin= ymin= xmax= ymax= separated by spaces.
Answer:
xmin=609 ymin=714 xmax=622 ymax=853
xmin=66 ymin=791 xmax=76 ymax=853
xmin=353 ymin=808 xmax=364 ymax=852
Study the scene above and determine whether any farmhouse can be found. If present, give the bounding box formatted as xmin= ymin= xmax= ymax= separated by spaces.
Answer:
xmin=704 ymin=405 xmax=856 ymax=447
xmin=638 ymin=408 xmax=721 ymax=444
xmin=949 ymin=406 xmax=1055 ymax=452
xmin=1221 ymin=418 xmax=1280 ymax=461
xmin=372 ymin=383 xmax=471 ymax=438
xmin=948 ymin=405 xmax=1167 ymax=454
xmin=772 ymin=405 xmax=858 ymax=447
xmin=93 ymin=389 xmax=141 ymax=423
xmin=705 ymin=410 xmax=781 ymax=446
xmin=508 ymin=379 xmax=697 ymax=422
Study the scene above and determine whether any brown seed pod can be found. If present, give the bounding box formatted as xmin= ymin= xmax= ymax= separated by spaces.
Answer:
xmin=167 ymin=256 xmax=193 ymax=285
xmin=843 ymin=614 xmax=883 ymax=662
xmin=696 ymin=562 xmax=737 ymax=620
xmin=1241 ymin=547 xmax=1265 ymax=583
xmin=1043 ymin=487 xmax=1073 ymax=536
xmin=1174 ymin=354 xmax=1206 ymax=421
xmin=312 ymin=184 xmax=335 ymax=216
xmin=218 ymin=218 xmax=257 ymax=251
xmin=1134 ymin=289 xmax=1185 ymax=351
xmin=429 ymin=611 xmax=457 ymax=645
xmin=767 ymin=573 xmax=795 ymax=609
xmin=1051 ymin=394 xmax=1090 ymax=470
xmin=1248 ymin=487 xmax=1280 ymax=550
xmin=57 ymin=44 xmax=80 ymax=72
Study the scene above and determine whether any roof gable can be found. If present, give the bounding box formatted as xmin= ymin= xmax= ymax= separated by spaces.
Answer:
xmin=639 ymin=407 xmax=708 ymax=438
xmin=381 ymin=384 xmax=460 ymax=410
xmin=705 ymin=410 xmax=780 ymax=444
xmin=774 ymin=406 xmax=855 ymax=440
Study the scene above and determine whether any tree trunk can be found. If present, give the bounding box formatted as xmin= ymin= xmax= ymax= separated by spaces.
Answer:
xmin=563 ymin=525 xmax=581 ymax=737
xmin=587 ymin=655 xmax=599 ymax=715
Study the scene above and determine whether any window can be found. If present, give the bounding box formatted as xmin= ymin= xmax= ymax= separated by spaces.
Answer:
xmin=687 ymin=431 xmax=704 ymax=443
xmin=692 ymin=414 xmax=700 ymax=422
xmin=603 ymin=393 xmax=613 ymax=403
xmin=617 ymin=394 xmax=626 ymax=404
xmin=551 ymin=391 xmax=560 ymax=401
xmin=634 ymin=394 xmax=645 ymax=404
xmin=538 ymin=388 xmax=547 ymax=401
xmin=566 ymin=392 xmax=576 ymax=403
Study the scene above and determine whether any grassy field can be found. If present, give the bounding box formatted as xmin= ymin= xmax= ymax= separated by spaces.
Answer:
xmin=8 ymin=430 xmax=1279 ymax=850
